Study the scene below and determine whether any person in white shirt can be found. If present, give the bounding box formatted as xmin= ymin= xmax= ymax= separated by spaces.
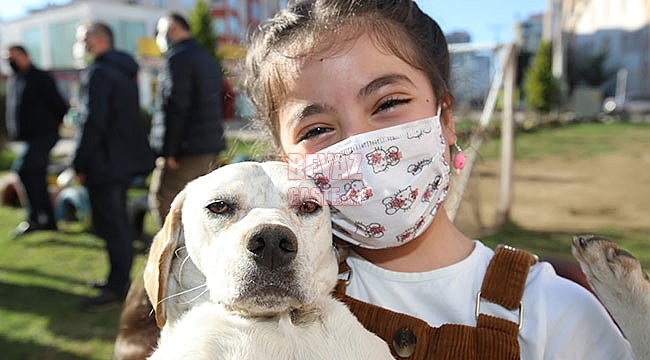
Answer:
xmin=243 ymin=0 xmax=636 ymax=358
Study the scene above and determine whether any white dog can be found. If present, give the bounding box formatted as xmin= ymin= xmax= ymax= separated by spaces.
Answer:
xmin=571 ymin=235 xmax=650 ymax=360
xmin=143 ymin=161 xmax=393 ymax=360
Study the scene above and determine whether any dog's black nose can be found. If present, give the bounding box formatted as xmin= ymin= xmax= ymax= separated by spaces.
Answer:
xmin=246 ymin=225 xmax=298 ymax=269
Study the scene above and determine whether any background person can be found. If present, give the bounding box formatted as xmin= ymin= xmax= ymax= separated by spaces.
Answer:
xmin=244 ymin=0 xmax=635 ymax=358
xmin=4 ymin=45 xmax=69 ymax=238
xmin=148 ymin=12 xmax=227 ymax=226
xmin=72 ymin=22 xmax=155 ymax=311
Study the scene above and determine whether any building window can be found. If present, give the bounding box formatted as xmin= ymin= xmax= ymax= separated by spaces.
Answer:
xmin=106 ymin=21 xmax=146 ymax=55
xmin=213 ymin=18 xmax=225 ymax=35
xmin=249 ymin=2 xmax=262 ymax=21
xmin=49 ymin=20 xmax=78 ymax=68
xmin=229 ymin=15 xmax=240 ymax=37
xmin=23 ymin=27 xmax=42 ymax=67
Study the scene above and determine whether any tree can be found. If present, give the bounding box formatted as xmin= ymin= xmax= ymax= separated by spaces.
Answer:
xmin=524 ymin=41 xmax=560 ymax=112
xmin=188 ymin=0 xmax=221 ymax=64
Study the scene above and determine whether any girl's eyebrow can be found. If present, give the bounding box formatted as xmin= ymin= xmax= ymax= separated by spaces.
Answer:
xmin=286 ymin=74 xmax=413 ymax=128
xmin=287 ymin=103 xmax=330 ymax=129
xmin=357 ymin=74 xmax=414 ymax=99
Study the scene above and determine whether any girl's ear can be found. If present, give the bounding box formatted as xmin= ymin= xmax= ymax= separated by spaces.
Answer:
xmin=440 ymin=97 xmax=456 ymax=145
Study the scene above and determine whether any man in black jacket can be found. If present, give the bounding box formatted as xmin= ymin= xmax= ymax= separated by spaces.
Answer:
xmin=148 ymin=12 xmax=227 ymax=226
xmin=5 ymin=45 xmax=69 ymax=238
xmin=73 ymin=22 xmax=155 ymax=311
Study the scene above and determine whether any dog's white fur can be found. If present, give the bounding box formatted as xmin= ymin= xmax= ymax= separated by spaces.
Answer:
xmin=144 ymin=161 xmax=393 ymax=360
xmin=571 ymin=235 xmax=650 ymax=360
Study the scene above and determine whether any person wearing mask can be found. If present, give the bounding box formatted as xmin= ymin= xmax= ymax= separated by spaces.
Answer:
xmin=242 ymin=0 xmax=636 ymax=358
xmin=148 ymin=12 xmax=227 ymax=226
xmin=5 ymin=45 xmax=69 ymax=238
xmin=72 ymin=22 xmax=155 ymax=311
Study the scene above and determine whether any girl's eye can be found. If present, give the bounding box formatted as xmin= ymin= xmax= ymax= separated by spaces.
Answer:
xmin=298 ymin=126 xmax=333 ymax=142
xmin=373 ymin=97 xmax=411 ymax=115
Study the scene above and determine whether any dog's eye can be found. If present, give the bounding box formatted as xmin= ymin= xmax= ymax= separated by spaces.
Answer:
xmin=297 ymin=200 xmax=321 ymax=215
xmin=207 ymin=200 xmax=232 ymax=215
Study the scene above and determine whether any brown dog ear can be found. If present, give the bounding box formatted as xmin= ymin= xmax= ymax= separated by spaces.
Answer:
xmin=143 ymin=189 xmax=187 ymax=328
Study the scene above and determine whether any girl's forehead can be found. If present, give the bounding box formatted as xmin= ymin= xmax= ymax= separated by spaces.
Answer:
xmin=278 ymin=30 xmax=400 ymax=77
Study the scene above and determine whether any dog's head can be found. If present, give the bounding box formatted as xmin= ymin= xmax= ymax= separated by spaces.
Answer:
xmin=144 ymin=161 xmax=337 ymax=327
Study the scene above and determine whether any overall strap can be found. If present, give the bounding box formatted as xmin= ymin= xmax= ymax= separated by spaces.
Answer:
xmin=334 ymin=245 xmax=537 ymax=359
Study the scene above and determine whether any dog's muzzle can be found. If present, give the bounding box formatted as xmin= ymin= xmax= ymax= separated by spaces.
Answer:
xmin=246 ymin=224 xmax=298 ymax=270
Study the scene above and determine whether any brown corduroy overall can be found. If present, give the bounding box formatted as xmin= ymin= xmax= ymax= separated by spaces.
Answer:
xmin=334 ymin=245 xmax=538 ymax=359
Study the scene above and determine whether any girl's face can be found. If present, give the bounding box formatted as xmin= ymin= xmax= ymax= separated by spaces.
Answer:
xmin=277 ymin=34 xmax=452 ymax=156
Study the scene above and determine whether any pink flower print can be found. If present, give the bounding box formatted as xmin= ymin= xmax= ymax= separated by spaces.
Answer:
xmin=367 ymin=223 xmax=385 ymax=237
xmin=386 ymin=147 xmax=402 ymax=164
xmin=382 ymin=186 xmax=415 ymax=215
xmin=423 ymin=185 xmax=433 ymax=202
xmin=410 ymin=188 xmax=418 ymax=200
xmin=422 ymin=174 xmax=442 ymax=202
xmin=388 ymin=197 xmax=406 ymax=209
xmin=366 ymin=146 xmax=401 ymax=173
xmin=355 ymin=222 xmax=385 ymax=238
xmin=397 ymin=228 xmax=414 ymax=242
xmin=368 ymin=151 xmax=383 ymax=165
xmin=311 ymin=173 xmax=331 ymax=189
xmin=341 ymin=180 xmax=372 ymax=203
xmin=396 ymin=217 xmax=426 ymax=243
xmin=414 ymin=216 xmax=426 ymax=231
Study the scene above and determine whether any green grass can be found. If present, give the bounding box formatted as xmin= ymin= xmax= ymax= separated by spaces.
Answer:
xmin=0 ymin=205 xmax=145 ymax=360
xmin=478 ymin=121 xmax=650 ymax=161
xmin=482 ymin=221 xmax=650 ymax=268
xmin=0 ymin=125 xmax=648 ymax=359
xmin=0 ymin=148 xmax=15 ymax=170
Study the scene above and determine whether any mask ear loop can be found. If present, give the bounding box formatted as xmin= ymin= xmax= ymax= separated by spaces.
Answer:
xmin=453 ymin=138 xmax=466 ymax=175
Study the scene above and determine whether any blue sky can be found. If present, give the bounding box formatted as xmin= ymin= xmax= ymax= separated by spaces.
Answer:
xmin=1 ymin=0 xmax=546 ymax=44
xmin=417 ymin=0 xmax=547 ymax=44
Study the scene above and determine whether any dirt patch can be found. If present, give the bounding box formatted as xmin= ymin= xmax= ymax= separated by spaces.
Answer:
xmin=454 ymin=147 xmax=650 ymax=238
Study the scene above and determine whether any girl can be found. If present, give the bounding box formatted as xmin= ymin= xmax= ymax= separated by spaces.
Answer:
xmin=244 ymin=0 xmax=635 ymax=358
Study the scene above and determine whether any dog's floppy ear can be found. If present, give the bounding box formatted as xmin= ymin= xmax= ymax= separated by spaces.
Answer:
xmin=143 ymin=189 xmax=186 ymax=328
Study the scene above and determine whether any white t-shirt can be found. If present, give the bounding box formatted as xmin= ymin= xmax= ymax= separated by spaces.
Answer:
xmin=344 ymin=240 xmax=636 ymax=359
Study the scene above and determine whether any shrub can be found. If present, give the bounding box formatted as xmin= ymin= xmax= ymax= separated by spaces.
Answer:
xmin=525 ymin=41 xmax=560 ymax=112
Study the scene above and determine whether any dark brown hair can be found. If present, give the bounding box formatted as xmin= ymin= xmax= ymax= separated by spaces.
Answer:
xmin=8 ymin=45 xmax=28 ymax=56
xmin=168 ymin=12 xmax=191 ymax=31
xmin=88 ymin=22 xmax=115 ymax=47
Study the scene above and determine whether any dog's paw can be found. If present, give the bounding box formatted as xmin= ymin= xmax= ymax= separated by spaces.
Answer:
xmin=571 ymin=235 xmax=649 ymax=300
xmin=572 ymin=235 xmax=650 ymax=360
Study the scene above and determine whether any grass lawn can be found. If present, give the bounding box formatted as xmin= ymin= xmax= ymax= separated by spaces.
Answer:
xmin=0 ymin=205 xmax=146 ymax=359
xmin=0 ymin=123 xmax=648 ymax=359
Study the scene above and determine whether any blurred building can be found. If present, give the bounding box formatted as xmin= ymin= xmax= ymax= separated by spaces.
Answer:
xmin=446 ymin=31 xmax=471 ymax=45
xmin=0 ymin=0 xmax=288 ymax=115
xmin=549 ymin=0 xmax=649 ymax=99
xmin=515 ymin=13 xmax=544 ymax=55
xmin=446 ymin=31 xmax=492 ymax=109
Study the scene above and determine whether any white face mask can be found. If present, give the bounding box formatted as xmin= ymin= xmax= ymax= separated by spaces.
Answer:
xmin=293 ymin=109 xmax=450 ymax=249
xmin=156 ymin=34 xmax=170 ymax=53
xmin=72 ymin=41 xmax=93 ymax=68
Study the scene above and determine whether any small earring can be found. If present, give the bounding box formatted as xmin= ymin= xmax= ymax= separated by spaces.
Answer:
xmin=453 ymin=142 xmax=466 ymax=174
